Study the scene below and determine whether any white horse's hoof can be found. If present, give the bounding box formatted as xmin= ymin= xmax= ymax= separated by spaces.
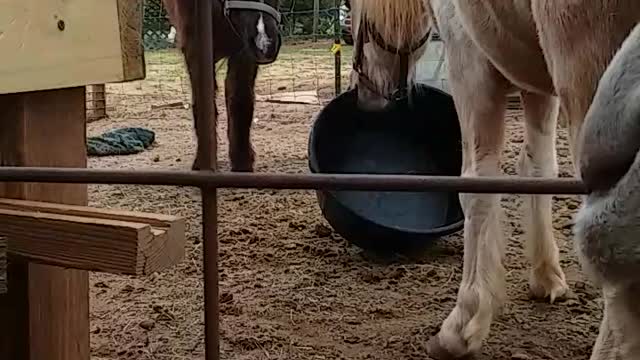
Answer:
xmin=426 ymin=334 xmax=476 ymax=360
xmin=529 ymin=264 xmax=569 ymax=303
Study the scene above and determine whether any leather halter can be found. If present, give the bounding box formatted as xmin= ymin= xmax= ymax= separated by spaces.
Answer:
xmin=224 ymin=0 xmax=282 ymax=23
xmin=222 ymin=0 xmax=283 ymax=65
xmin=353 ymin=16 xmax=431 ymax=103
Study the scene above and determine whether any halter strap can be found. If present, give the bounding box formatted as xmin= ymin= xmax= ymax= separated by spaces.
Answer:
xmin=221 ymin=0 xmax=283 ymax=65
xmin=225 ymin=0 xmax=282 ymax=24
xmin=353 ymin=16 xmax=430 ymax=102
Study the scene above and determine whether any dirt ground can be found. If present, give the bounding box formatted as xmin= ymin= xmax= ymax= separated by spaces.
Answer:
xmin=87 ymin=42 xmax=602 ymax=359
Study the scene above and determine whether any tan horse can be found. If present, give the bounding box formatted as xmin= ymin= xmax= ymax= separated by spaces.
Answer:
xmin=349 ymin=0 xmax=640 ymax=358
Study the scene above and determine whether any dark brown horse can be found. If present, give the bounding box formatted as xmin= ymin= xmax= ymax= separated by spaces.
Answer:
xmin=163 ymin=0 xmax=282 ymax=172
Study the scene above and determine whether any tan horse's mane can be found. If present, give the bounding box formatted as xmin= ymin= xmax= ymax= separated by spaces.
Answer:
xmin=359 ymin=0 xmax=430 ymax=49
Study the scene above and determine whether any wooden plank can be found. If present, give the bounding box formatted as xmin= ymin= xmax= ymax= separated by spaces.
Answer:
xmin=0 ymin=236 xmax=6 ymax=295
xmin=0 ymin=87 xmax=89 ymax=360
xmin=0 ymin=198 xmax=182 ymax=225
xmin=256 ymin=90 xmax=320 ymax=105
xmin=0 ymin=198 xmax=186 ymax=273
xmin=117 ymin=0 xmax=145 ymax=80
xmin=86 ymin=85 xmax=107 ymax=122
xmin=0 ymin=0 xmax=145 ymax=95
xmin=0 ymin=207 xmax=183 ymax=275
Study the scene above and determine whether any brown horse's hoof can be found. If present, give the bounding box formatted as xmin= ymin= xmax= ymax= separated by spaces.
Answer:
xmin=426 ymin=335 xmax=476 ymax=360
xmin=229 ymin=150 xmax=255 ymax=172
xmin=230 ymin=163 xmax=254 ymax=172
xmin=230 ymin=153 xmax=255 ymax=172
xmin=191 ymin=159 xmax=202 ymax=171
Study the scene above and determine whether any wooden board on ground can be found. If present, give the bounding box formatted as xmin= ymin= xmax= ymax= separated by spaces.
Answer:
xmin=256 ymin=90 xmax=320 ymax=105
xmin=0 ymin=198 xmax=186 ymax=276
xmin=0 ymin=0 xmax=145 ymax=94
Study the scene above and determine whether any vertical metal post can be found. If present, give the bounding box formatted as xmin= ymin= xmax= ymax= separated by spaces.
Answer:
xmin=194 ymin=0 xmax=219 ymax=359
xmin=333 ymin=0 xmax=342 ymax=96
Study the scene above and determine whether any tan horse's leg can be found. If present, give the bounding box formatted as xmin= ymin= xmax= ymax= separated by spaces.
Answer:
xmin=531 ymin=2 xmax=640 ymax=173
xmin=426 ymin=33 xmax=513 ymax=359
xmin=518 ymin=92 xmax=568 ymax=301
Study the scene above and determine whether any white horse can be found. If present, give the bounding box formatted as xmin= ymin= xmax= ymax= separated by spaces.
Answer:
xmin=348 ymin=0 xmax=640 ymax=358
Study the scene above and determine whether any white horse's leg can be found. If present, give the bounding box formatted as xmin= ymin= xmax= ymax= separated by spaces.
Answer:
xmin=518 ymin=92 xmax=568 ymax=301
xmin=427 ymin=32 xmax=512 ymax=359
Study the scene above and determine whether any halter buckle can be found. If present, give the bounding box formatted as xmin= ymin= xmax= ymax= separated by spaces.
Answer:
xmin=390 ymin=88 xmax=409 ymax=102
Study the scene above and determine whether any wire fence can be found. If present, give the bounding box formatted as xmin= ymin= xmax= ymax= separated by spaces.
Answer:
xmin=86 ymin=0 xmax=355 ymax=121
xmin=84 ymin=0 xmax=497 ymax=127
xmin=142 ymin=0 xmax=347 ymax=50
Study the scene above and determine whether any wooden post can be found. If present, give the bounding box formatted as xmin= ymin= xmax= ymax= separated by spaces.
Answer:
xmin=0 ymin=88 xmax=90 ymax=360
xmin=0 ymin=2 xmax=146 ymax=358
xmin=313 ymin=0 xmax=320 ymax=42
xmin=0 ymin=236 xmax=6 ymax=295
xmin=86 ymin=84 xmax=107 ymax=122
xmin=333 ymin=0 xmax=342 ymax=95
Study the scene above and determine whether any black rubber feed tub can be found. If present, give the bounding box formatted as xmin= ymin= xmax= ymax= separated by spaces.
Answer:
xmin=308 ymin=84 xmax=465 ymax=254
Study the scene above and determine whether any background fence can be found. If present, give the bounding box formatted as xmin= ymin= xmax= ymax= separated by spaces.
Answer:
xmin=141 ymin=0 xmax=347 ymax=50
xmin=87 ymin=0 xmax=353 ymax=120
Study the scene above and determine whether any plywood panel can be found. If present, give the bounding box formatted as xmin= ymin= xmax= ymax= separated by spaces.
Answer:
xmin=0 ymin=0 xmax=144 ymax=94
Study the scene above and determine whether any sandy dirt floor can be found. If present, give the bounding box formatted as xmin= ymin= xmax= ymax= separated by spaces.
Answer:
xmin=87 ymin=41 xmax=601 ymax=359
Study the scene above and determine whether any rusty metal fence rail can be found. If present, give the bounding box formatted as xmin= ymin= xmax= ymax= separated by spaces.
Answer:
xmin=0 ymin=167 xmax=587 ymax=194
xmin=0 ymin=2 xmax=587 ymax=360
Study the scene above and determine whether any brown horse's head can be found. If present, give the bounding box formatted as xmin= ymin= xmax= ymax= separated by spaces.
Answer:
xmin=224 ymin=0 xmax=282 ymax=64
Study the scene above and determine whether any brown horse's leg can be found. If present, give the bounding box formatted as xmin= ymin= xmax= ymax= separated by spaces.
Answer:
xmin=190 ymin=79 xmax=219 ymax=171
xmin=175 ymin=3 xmax=217 ymax=171
xmin=225 ymin=53 xmax=259 ymax=172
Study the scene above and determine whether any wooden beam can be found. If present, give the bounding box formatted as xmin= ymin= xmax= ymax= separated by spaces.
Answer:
xmin=0 ymin=0 xmax=145 ymax=95
xmin=0 ymin=237 xmax=6 ymax=295
xmin=313 ymin=0 xmax=319 ymax=42
xmin=86 ymin=85 xmax=107 ymax=122
xmin=0 ymin=199 xmax=185 ymax=275
xmin=0 ymin=87 xmax=89 ymax=360
xmin=117 ymin=0 xmax=145 ymax=81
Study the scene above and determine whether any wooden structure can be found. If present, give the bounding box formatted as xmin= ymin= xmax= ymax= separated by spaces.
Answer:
xmin=0 ymin=1 xmax=186 ymax=359
xmin=86 ymin=85 xmax=108 ymax=122
xmin=0 ymin=0 xmax=145 ymax=94
xmin=0 ymin=236 xmax=6 ymax=295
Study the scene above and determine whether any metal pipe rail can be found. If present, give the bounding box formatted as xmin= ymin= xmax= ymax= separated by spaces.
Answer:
xmin=0 ymin=167 xmax=588 ymax=195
